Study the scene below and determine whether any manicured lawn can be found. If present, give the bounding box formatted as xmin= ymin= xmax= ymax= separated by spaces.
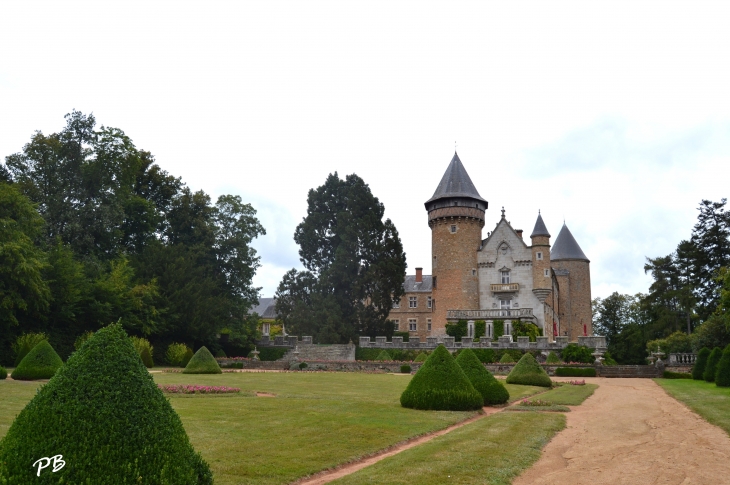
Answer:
xmin=527 ymin=383 xmax=598 ymax=406
xmin=330 ymin=412 xmax=566 ymax=485
xmin=0 ymin=371 xmax=549 ymax=484
xmin=657 ymin=378 xmax=730 ymax=436
xmin=503 ymin=383 xmax=546 ymax=402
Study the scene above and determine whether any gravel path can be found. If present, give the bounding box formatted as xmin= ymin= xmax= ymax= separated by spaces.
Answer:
xmin=514 ymin=377 xmax=730 ymax=485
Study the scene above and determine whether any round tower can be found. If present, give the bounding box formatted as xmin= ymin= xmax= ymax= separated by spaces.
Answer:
xmin=551 ymin=223 xmax=592 ymax=340
xmin=530 ymin=211 xmax=552 ymax=298
xmin=425 ymin=152 xmax=486 ymax=336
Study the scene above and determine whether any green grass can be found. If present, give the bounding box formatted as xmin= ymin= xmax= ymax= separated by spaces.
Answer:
xmin=0 ymin=371 xmax=553 ymax=484
xmin=505 ymin=405 xmax=571 ymax=413
xmin=656 ymin=378 xmax=730 ymax=436
xmin=527 ymin=383 xmax=598 ymax=406
xmin=330 ymin=412 xmax=566 ymax=485
xmin=503 ymin=383 xmax=545 ymax=402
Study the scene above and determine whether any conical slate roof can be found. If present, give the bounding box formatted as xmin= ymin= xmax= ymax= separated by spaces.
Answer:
xmin=551 ymin=223 xmax=589 ymax=262
xmin=530 ymin=211 xmax=551 ymax=238
xmin=425 ymin=152 xmax=486 ymax=204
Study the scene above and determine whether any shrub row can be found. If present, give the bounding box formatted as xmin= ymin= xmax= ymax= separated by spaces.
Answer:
xmin=663 ymin=371 xmax=692 ymax=379
xmin=555 ymin=367 xmax=596 ymax=377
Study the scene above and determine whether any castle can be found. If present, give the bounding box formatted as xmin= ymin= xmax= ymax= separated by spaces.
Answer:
xmin=387 ymin=152 xmax=593 ymax=342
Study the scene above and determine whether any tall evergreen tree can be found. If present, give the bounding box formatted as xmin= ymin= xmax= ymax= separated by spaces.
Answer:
xmin=276 ymin=173 xmax=406 ymax=343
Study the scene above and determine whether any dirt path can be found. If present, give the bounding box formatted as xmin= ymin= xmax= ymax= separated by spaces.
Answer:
xmin=295 ymin=406 xmax=504 ymax=485
xmin=514 ymin=377 xmax=730 ymax=485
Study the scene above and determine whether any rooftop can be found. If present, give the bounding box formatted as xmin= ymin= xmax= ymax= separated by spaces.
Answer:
xmin=425 ymin=152 xmax=486 ymax=205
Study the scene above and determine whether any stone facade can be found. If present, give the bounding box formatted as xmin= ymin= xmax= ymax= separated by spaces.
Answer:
xmin=386 ymin=152 xmax=593 ymax=342
xmin=388 ymin=268 xmax=434 ymax=340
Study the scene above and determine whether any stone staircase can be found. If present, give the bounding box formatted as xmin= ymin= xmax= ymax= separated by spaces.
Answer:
xmin=279 ymin=344 xmax=355 ymax=362
xmin=597 ymin=365 xmax=661 ymax=378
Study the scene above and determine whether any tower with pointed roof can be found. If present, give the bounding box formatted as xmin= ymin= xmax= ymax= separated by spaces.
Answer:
xmin=425 ymin=152 xmax=487 ymax=335
xmin=551 ymin=223 xmax=592 ymax=340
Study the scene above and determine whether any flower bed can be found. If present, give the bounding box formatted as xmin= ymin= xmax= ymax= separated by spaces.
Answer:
xmin=519 ymin=398 xmax=553 ymax=407
xmin=158 ymin=384 xmax=240 ymax=394
xmin=567 ymin=379 xmax=586 ymax=385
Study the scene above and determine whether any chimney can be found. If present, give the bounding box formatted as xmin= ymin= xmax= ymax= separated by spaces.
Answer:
xmin=415 ymin=267 xmax=423 ymax=283
xmin=516 ymin=229 xmax=523 ymax=240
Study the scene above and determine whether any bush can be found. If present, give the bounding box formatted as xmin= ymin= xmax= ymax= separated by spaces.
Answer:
xmin=493 ymin=320 xmax=504 ymax=340
xmin=455 ymin=348 xmax=509 ymax=405
xmin=506 ymin=353 xmax=552 ymax=387
xmin=356 ymin=347 xmax=422 ymax=362
xmin=703 ymin=347 xmax=723 ymax=382
xmin=0 ymin=323 xmax=212 ymax=484
xmin=0 ymin=366 xmax=6 ymax=380
xmin=512 ymin=321 xmax=541 ymax=342
xmin=499 ymin=353 xmax=515 ymax=364
xmin=183 ymin=346 xmax=222 ymax=374
xmin=400 ymin=365 xmax=412 ymax=374
xmin=468 ymin=348 xmax=496 ymax=363
xmin=215 ymin=349 xmax=227 ymax=358
xmin=299 ymin=362 xmax=308 ymax=370
xmin=560 ymin=344 xmax=594 ymax=364
xmin=714 ymin=347 xmax=730 ymax=387
xmin=647 ymin=331 xmax=693 ymax=355
xmin=375 ymin=350 xmax=392 ymax=361
xmin=445 ymin=320 xmax=468 ymax=341
xmin=602 ymin=351 xmax=618 ymax=366
xmin=12 ymin=332 xmax=48 ymax=366
xmin=258 ymin=346 xmax=289 ymax=361
xmin=414 ymin=352 xmax=428 ymax=362
xmin=663 ymin=370 xmax=693 ymax=379
xmin=393 ymin=331 xmax=410 ymax=342
xmin=555 ymin=367 xmax=596 ymax=377
xmin=181 ymin=348 xmax=194 ymax=367
xmin=400 ymin=345 xmax=483 ymax=411
xmin=546 ymin=351 xmax=562 ymax=364
xmin=166 ymin=342 xmax=192 ymax=367
xmin=140 ymin=347 xmax=154 ymax=368
xmin=74 ymin=331 xmax=94 ymax=351
xmin=11 ymin=340 xmax=64 ymax=381
xmin=692 ymin=347 xmax=711 ymax=380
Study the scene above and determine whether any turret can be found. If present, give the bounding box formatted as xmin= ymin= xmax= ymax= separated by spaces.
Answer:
xmin=425 ymin=152 xmax=486 ymax=335
xmin=530 ymin=211 xmax=552 ymax=300
xmin=551 ymin=223 xmax=592 ymax=340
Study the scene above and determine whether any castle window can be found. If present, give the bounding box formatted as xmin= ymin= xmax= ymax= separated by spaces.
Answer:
xmin=472 ymin=269 xmax=476 ymax=275
xmin=427 ymin=319 xmax=432 ymax=331
xmin=409 ymin=297 xmax=417 ymax=308
xmin=537 ymin=252 xmax=543 ymax=260
xmin=544 ymin=269 xmax=549 ymax=277
xmin=393 ymin=320 xmax=400 ymax=331
xmin=427 ymin=297 xmax=432 ymax=308
xmin=501 ymin=270 xmax=511 ymax=284
xmin=408 ymin=319 xmax=417 ymax=331
xmin=392 ymin=299 xmax=400 ymax=309
xmin=450 ymin=225 xmax=457 ymax=233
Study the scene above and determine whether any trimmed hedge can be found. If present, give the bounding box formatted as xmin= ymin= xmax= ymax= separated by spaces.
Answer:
xmin=215 ymin=349 xmax=227 ymax=358
xmin=181 ymin=348 xmax=194 ymax=367
xmin=11 ymin=340 xmax=63 ymax=381
xmin=166 ymin=342 xmax=191 ymax=366
xmin=12 ymin=332 xmax=48 ymax=366
xmin=0 ymin=366 xmax=6 ymax=380
xmin=546 ymin=352 xmax=562 ymax=364
xmin=0 ymin=323 xmax=212 ymax=484
xmin=375 ymin=350 xmax=393 ymax=361
xmin=714 ymin=347 xmax=730 ymax=387
xmin=400 ymin=365 xmax=412 ymax=374
xmin=663 ymin=370 xmax=693 ymax=379
xmin=703 ymin=347 xmax=723 ymax=382
xmin=555 ymin=367 xmax=596 ymax=377
xmin=560 ymin=344 xmax=594 ymax=364
xmin=506 ymin=353 xmax=552 ymax=387
xmin=400 ymin=345 xmax=483 ymax=411
xmin=455 ymin=348 xmax=509 ymax=405
xmin=692 ymin=347 xmax=711 ymax=380
xmin=414 ymin=352 xmax=428 ymax=362
xmin=183 ymin=346 xmax=222 ymax=374
xmin=257 ymin=346 xmax=289 ymax=361
xmin=499 ymin=353 xmax=515 ymax=364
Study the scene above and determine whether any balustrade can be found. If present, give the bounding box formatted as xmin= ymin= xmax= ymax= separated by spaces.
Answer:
xmin=668 ymin=353 xmax=697 ymax=365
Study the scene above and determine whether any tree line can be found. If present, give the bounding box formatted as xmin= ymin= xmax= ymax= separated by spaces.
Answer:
xmin=593 ymin=199 xmax=730 ymax=364
xmin=0 ymin=112 xmax=265 ymax=364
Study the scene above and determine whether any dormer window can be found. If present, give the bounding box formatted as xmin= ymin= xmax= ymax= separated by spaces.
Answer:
xmin=501 ymin=270 xmax=511 ymax=284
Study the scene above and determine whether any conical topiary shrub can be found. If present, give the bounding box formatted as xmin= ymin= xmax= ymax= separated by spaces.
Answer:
xmin=506 ymin=353 xmax=552 ymax=387
xmin=499 ymin=352 xmax=515 ymax=364
xmin=376 ymin=350 xmax=392 ymax=361
xmin=715 ymin=346 xmax=730 ymax=387
xmin=183 ymin=346 xmax=222 ymax=374
xmin=703 ymin=347 xmax=723 ymax=382
xmin=10 ymin=340 xmax=63 ymax=381
xmin=140 ymin=346 xmax=154 ymax=368
xmin=181 ymin=347 xmax=194 ymax=367
xmin=0 ymin=323 xmax=212 ymax=484
xmin=456 ymin=348 xmax=509 ymax=405
xmin=400 ymin=345 xmax=483 ymax=411
xmin=414 ymin=352 xmax=428 ymax=362
xmin=546 ymin=351 xmax=562 ymax=364
xmin=692 ymin=347 xmax=711 ymax=380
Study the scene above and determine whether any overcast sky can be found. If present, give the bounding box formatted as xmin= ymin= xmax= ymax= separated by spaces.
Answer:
xmin=2 ymin=1 xmax=729 ymax=302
